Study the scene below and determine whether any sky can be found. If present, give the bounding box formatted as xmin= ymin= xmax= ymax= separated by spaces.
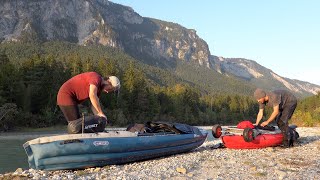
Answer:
xmin=110 ymin=0 xmax=320 ymax=85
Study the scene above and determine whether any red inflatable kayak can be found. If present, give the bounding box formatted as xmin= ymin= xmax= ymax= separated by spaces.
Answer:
xmin=221 ymin=133 xmax=283 ymax=149
xmin=212 ymin=121 xmax=285 ymax=149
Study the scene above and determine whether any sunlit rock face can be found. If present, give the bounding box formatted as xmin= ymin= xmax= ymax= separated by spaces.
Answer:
xmin=1 ymin=0 xmax=319 ymax=96
xmin=0 ymin=0 xmax=210 ymax=66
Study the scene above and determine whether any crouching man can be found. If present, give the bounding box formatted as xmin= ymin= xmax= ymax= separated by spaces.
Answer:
xmin=253 ymin=88 xmax=297 ymax=148
xmin=57 ymin=72 xmax=120 ymax=133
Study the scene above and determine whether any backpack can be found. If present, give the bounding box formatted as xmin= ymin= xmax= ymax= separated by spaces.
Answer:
xmin=126 ymin=121 xmax=202 ymax=135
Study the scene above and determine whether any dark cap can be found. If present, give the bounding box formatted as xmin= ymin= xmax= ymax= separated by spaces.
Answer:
xmin=254 ymin=88 xmax=266 ymax=100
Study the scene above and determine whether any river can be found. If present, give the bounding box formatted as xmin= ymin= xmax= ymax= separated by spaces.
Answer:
xmin=0 ymin=128 xmax=213 ymax=174
xmin=0 ymin=131 xmax=65 ymax=174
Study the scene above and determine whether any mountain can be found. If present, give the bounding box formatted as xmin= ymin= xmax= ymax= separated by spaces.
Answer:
xmin=210 ymin=56 xmax=320 ymax=96
xmin=1 ymin=0 xmax=319 ymax=97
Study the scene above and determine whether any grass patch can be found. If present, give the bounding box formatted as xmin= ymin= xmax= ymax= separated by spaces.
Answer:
xmin=279 ymin=158 xmax=312 ymax=167
xmin=254 ymin=172 xmax=267 ymax=177
xmin=280 ymin=168 xmax=299 ymax=172
xmin=75 ymin=170 xmax=90 ymax=176
xmin=243 ymin=161 xmax=251 ymax=165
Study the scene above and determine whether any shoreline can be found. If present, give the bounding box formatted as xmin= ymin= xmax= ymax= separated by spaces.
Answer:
xmin=1 ymin=127 xmax=319 ymax=179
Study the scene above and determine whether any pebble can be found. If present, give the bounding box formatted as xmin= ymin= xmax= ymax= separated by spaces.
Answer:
xmin=1 ymin=127 xmax=319 ymax=179
xmin=275 ymin=170 xmax=287 ymax=180
xmin=176 ymin=167 xmax=187 ymax=174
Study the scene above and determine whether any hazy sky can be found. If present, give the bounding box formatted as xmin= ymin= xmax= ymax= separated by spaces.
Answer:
xmin=110 ymin=0 xmax=320 ymax=85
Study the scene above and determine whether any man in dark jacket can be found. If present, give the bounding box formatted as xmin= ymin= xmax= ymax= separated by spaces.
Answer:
xmin=57 ymin=72 xmax=120 ymax=134
xmin=253 ymin=88 xmax=297 ymax=147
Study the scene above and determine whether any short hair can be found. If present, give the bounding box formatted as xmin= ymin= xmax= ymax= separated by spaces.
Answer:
xmin=254 ymin=88 xmax=266 ymax=100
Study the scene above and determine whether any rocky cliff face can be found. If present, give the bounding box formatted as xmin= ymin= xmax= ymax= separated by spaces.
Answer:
xmin=0 ymin=0 xmax=210 ymax=66
xmin=0 ymin=0 xmax=319 ymax=96
xmin=0 ymin=0 xmax=124 ymax=47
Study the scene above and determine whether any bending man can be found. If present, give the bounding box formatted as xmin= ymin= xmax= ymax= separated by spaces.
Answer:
xmin=253 ymin=88 xmax=297 ymax=147
xmin=57 ymin=72 xmax=120 ymax=133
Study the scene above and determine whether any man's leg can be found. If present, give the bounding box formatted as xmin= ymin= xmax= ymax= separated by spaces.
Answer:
xmin=59 ymin=105 xmax=80 ymax=121
xmin=276 ymin=101 xmax=297 ymax=147
xmin=277 ymin=116 xmax=289 ymax=147
xmin=286 ymin=101 xmax=298 ymax=147
xmin=59 ymin=105 xmax=81 ymax=134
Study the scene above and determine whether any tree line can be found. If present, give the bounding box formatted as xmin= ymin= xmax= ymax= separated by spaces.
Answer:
xmin=0 ymin=42 xmax=317 ymax=131
xmin=291 ymin=93 xmax=320 ymax=126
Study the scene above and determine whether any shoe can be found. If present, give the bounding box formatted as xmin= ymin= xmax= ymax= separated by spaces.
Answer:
xmin=279 ymin=140 xmax=291 ymax=148
xmin=279 ymin=144 xmax=289 ymax=148
xmin=289 ymin=139 xmax=294 ymax=147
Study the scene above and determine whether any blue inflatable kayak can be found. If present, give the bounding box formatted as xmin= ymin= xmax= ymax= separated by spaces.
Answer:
xmin=23 ymin=125 xmax=207 ymax=170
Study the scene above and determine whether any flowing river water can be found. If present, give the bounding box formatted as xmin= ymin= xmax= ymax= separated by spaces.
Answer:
xmin=0 ymin=127 xmax=214 ymax=174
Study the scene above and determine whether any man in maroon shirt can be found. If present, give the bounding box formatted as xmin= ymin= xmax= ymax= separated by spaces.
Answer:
xmin=57 ymin=72 xmax=120 ymax=133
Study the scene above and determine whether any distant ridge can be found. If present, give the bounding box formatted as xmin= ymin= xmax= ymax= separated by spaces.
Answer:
xmin=1 ymin=0 xmax=319 ymax=97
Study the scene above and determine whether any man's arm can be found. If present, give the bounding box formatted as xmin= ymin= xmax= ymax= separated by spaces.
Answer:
xmin=89 ymin=84 xmax=107 ymax=118
xmin=254 ymin=108 xmax=264 ymax=125
xmin=261 ymin=105 xmax=279 ymax=127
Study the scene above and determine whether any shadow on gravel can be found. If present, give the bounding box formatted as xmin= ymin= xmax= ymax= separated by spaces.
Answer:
xmin=191 ymin=143 xmax=225 ymax=153
xmin=297 ymin=135 xmax=320 ymax=146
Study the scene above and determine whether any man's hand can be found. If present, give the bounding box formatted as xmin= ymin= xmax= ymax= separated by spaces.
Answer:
xmin=260 ymin=121 xmax=269 ymax=127
xmin=97 ymin=113 xmax=107 ymax=120
xmin=97 ymin=113 xmax=108 ymax=126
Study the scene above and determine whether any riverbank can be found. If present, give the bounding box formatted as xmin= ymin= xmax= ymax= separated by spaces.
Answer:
xmin=0 ymin=126 xmax=125 ymax=140
xmin=1 ymin=127 xmax=319 ymax=179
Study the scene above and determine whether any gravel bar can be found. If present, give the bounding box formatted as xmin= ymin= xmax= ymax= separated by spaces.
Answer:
xmin=1 ymin=127 xmax=319 ymax=180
